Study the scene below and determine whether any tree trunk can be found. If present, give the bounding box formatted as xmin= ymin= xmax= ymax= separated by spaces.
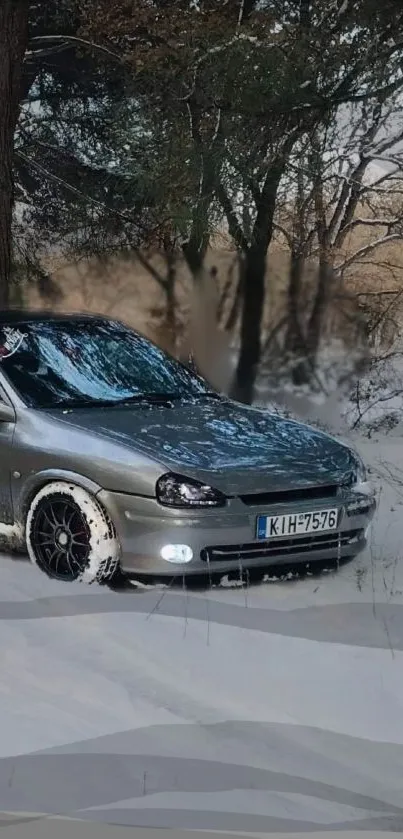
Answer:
xmin=300 ymin=162 xmax=332 ymax=380
xmin=230 ymin=244 xmax=266 ymax=404
xmin=292 ymin=143 xmax=331 ymax=386
xmin=290 ymin=258 xmax=332 ymax=387
xmin=165 ymin=259 xmax=177 ymax=354
xmin=306 ymin=258 xmax=331 ymax=358
xmin=0 ymin=1 xmax=29 ymax=310
xmin=182 ymin=95 xmax=222 ymax=281
xmin=285 ymin=249 xmax=316 ymax=386
xmin=281 ymin=152 xmax=310 ymax=382
xmin=225 ymin=270 xmax=243 ymax=333
xmin=284 ymin=247 xmax=305 ymax=358
xmin=231 ymin=163 xmax=285 ymax=404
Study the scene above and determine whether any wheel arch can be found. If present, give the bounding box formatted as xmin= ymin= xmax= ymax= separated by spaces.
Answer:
xmin=18 ymin=469 xmax=103 ymax=525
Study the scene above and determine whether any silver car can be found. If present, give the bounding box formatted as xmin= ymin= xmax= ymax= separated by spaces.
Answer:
xmin=0 ymin=312 xmax=376 ymax=585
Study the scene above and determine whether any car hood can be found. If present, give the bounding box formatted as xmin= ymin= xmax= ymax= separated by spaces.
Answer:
xmin=46 ymin=399 xmax=356 ymax=495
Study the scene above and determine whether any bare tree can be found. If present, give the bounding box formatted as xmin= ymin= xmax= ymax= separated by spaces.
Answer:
xmin=80 ymin=0 xmax=403 ymax=403
xmin=0 ymin=0 xmax=29 ymax=307
xmin=275 ymin=95 xmax=403 ymax=383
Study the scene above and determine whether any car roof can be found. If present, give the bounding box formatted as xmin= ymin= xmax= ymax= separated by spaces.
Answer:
xmin=0 ymin=310 xmax=118 ymax=325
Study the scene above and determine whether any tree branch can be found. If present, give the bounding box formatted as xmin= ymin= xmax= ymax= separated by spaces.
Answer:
xmin=335 ymin=233 xmax=402 ymax=275
xmin=27 ymin=34 xmax=121 ymax=62
xmin=215 ymin=181 xmax=249 ymax=253
xmin=341 ymin=217 xmax=401 ymax=231
xmin=15 ymin=150 xmax=168 ymax=287
xmin=273 ymin=222 xmax=293 ymax=247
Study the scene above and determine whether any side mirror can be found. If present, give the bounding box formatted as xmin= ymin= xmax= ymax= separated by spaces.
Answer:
xmin=0 ymin=403 xmax=15 ymax=423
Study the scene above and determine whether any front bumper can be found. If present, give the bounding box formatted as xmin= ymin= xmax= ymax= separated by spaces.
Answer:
xmin=97 ymin=488 xmax=377 ymax=578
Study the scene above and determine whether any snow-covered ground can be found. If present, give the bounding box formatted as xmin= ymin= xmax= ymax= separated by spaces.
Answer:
xmin=1 ymin=433 xmax=403 ymax=834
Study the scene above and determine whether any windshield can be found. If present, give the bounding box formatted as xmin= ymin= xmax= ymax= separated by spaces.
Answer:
xmin=0 ymin=319 xmax=212 ymax=409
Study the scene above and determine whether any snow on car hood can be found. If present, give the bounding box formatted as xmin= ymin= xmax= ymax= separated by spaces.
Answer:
xmin=47 ymin=398 xmax=357 ymax=495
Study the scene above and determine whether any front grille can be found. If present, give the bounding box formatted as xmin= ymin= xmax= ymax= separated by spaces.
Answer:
xmin=201 ymin=529 xmax=364 ymax=564
xmin=239 ymin=484 xmax=339 ymax=507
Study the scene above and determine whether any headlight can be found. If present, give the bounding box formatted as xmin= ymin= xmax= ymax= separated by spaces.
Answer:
xmin=156 ymin=473 xmax=226 ymax=508
xmin=352 ymin=454 xmax=367 ymax=484
xmin=350 ymin=454 xmax=375 ymax=497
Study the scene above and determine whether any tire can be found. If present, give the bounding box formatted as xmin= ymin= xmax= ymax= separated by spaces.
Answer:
xmin=26 ymin=481 xmax=121 ymax=584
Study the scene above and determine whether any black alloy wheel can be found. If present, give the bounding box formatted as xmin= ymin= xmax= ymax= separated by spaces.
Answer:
xmin=30 ymin=493 xmax=91 ymax=581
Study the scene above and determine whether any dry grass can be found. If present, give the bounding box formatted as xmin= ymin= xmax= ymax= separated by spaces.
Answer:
xmin=24 ymin=231 xmax=403 ymax=357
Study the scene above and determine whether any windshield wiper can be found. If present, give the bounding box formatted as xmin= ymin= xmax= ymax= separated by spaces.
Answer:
xmin=45 ymin=393 xmax=184 ymax=409
xmin=110 ymin=393 xmax=183 ymax=406
xmin=43 ymin=392 xmax=223 ymax=410
xmin=190 ymin=392 xmax=223 ymax=401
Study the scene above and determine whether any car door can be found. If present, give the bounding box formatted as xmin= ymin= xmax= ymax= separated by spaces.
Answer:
xmin=0 ymin=378 xmax=15 ymax=525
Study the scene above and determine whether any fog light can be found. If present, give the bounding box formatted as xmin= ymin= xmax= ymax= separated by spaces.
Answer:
xmin=160 ymin=544 xmax=193 ymax=564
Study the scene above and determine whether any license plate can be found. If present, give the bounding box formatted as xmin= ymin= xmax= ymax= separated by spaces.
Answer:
xmin=257 ymin=508 xmax=339 ymax=539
